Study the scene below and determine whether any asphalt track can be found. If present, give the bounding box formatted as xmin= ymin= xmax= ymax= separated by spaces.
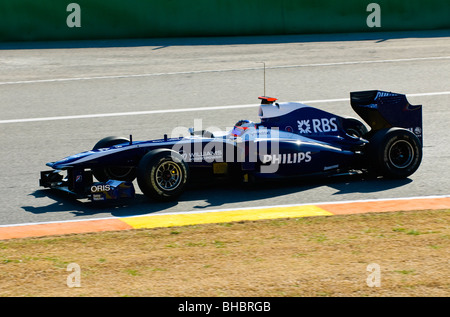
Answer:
xmin=0 ymin=30 xmax=449 ymax=230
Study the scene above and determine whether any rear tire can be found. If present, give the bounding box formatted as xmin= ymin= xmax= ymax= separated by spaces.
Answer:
xmin=137 ymin=149 xmax=189 ymax=201
xmin=367 ymin=128 xmax=422 ymax=179
xmin=92 ymin=136 xmax=136 ymax=182
xmin=343 ymin=117 xmax=368 ymax=138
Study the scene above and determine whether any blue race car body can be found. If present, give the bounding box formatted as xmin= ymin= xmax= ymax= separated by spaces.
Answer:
xmin=40 ymin=90 xmax=423 ymax=202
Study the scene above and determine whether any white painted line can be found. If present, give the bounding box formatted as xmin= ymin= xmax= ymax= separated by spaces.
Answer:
xmin=406 ymin=91 xmax=450 ymax=97
xmin=0 ymin=103 xmax=262 ymax=124
xmin=1 ymin=91 xmax=449 ymax=125
xmin=0 ymin=56 xmax=449 ymax=86
xmin=0 ymin=194 xmax=449 ymax=228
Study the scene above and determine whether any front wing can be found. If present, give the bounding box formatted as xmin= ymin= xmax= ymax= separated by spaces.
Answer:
xmin=40 ymin=169 xmax=135 ymax=201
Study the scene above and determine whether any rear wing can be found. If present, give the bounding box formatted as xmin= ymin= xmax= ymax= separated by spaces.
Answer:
xmin=350 ymin=90 xmax=422 ymax=144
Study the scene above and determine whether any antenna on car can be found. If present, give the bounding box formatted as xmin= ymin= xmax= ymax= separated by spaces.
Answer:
xmin=258 ymin=62 xmax=278 ymax=105
xmin=261 ymin=62 xmax=266 ymax=96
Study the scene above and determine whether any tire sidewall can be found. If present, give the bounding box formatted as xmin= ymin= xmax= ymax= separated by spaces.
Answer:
xmin=137 ymin=149 xmax=189 ymax=201
xmin=369 ymin=128 xmax=422 ymax=178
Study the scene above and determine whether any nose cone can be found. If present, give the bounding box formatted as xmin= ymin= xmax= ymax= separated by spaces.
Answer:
xmin=46 ymin=150 xmax=95 ymax=169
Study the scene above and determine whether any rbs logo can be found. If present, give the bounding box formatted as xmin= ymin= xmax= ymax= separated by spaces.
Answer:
xmin=297 ymin=117 xmax=338 ymax=134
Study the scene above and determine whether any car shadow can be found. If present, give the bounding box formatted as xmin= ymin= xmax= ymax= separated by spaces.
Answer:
xmin=23 ymin=174 xmax=413 ymax=219
xmin=23 ymin=189 xmax=177 ymax=218
xmin=327 ymin=177 xmax=412 ymax=195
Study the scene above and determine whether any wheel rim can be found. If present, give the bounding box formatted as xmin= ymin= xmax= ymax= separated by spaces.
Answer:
xmin=388 ymin=140 xmax=414 ymax=169
xmin=155 ymin=161 xmax=182 ymax=191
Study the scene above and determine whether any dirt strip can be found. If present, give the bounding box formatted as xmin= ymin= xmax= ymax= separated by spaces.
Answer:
xmin=0 ymin=209 xmax=448 ymax=297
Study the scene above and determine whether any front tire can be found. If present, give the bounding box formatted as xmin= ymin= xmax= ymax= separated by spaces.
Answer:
xmin=367 ymin=128 xmax=422 ymax=179
xmin=137 ymin=149 xmax=189 ymax=201
xmin=92 ymin=136 xmax=136 ymax=182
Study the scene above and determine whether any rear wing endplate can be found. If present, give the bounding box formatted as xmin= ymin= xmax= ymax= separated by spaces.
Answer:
xmin=350 ymin=90 xmax=422 ymax=144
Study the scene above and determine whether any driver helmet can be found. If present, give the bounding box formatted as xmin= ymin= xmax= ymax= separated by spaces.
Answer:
xmin=231 ymin=120 xmax=256 ymax=137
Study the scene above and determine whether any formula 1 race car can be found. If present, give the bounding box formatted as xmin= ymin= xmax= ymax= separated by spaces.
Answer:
xmin=40 ymin=90 xmax=423 ymax=202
